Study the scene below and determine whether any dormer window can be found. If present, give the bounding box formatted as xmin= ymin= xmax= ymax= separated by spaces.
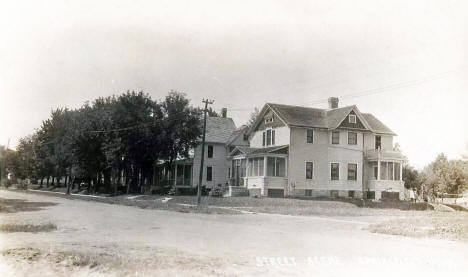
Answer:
xmin=349 ymin=115 xmax=356 ymax=124
xmin=265 ymin=117 xmax=273 ymax=124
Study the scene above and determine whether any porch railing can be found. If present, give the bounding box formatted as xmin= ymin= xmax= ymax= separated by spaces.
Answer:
xmin=365 ymin=149 xmax=405 ymax=160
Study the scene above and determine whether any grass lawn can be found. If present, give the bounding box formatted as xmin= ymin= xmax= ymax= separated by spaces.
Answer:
xmin=4 ymin=187 xmax=439 ymax=217
xmin=368 ymin=212 xmax=468 ymax=242
xmin=0 ymin=223 xmax=57 ymax=233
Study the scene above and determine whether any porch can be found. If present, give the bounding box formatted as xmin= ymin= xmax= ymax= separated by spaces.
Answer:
xmin=153 ymin=159 xmax=193 ymax=192
xmin=229 ymin=145 xmax=289 ymax=197
xmin=365 ymin=149 xmax=406 ymax=200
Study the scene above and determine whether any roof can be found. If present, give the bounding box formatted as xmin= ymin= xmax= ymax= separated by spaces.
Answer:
xmin=226 ymin=125 xmax=249 ymax=145
xmin=230 ymin=145 xmax=288 ymax=156
xmin=257 ymin=103 xmax=395 ymax=135
xmin=361 ymin=113 xmax=395 ymax=135
xmin=267 ymin=103 xmax=328 ymax=128
xmin=204 ymin=117 xmax=237 ymax=144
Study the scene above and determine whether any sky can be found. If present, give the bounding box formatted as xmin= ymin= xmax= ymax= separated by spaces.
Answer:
xmin=0 ymin=0 xmax=467 ymax=168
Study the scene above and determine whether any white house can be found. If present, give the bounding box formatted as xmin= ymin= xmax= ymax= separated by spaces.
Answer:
xmin=156 ymin=98 xmax=406 ymax=200
xmin=229 ymin=97 xmax=406 ymax=200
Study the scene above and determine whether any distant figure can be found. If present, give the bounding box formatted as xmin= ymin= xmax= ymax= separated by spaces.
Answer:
xmin=408 ymin=189 xmax=415 ymax=202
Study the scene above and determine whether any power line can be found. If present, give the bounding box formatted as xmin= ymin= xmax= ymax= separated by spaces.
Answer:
xmin=225 ymin=67 xmax=464 ymax=110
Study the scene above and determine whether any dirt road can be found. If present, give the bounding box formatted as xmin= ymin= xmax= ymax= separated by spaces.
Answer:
xmin=1 ymin=190 xmax=467 ymax=276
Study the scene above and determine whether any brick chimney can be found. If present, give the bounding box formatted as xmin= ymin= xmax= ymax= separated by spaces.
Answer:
xmin=221 ymin=108 xmax=227 ymax=118
xmin=328 ymin=97 xmax=339 ymax=109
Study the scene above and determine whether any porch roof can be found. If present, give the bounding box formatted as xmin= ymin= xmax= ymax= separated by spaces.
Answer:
xmin=230 ymin=145 xmax=288 ymax=157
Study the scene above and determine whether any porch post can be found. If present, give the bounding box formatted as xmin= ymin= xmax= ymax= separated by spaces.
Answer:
xmin=285 ymin=157 xmax=288 ymax=177
xmin=246 ymin=158 xmax=249 ymax=177
xmin=377 ymin=160 xmax=381 ymax=181
xmin=400 ymin=163 xmax=403 ymax=181
xmin=392 ymin=162 xmax=395 ymax=181
xmin=263 ymin=156 xmax=268 ymax=177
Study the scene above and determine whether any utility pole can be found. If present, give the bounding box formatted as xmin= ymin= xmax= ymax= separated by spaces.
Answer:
xmin=197 ymin=99 xmax=214 ymax=205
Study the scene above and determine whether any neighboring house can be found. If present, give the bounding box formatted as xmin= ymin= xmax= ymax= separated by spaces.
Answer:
xmin=229 ymin=97 xmax=406 ymax=200
xmin=155 ymin=98 xmax=406 ymax=200
xmin=153 ymin=111 xmax=249 ymax=193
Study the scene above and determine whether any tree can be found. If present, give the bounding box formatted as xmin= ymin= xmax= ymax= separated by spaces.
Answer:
xmin=420 ymin=153 xmax=450 ymax=198
xmin=419 ymin=153 xmax=468 ymax=198
xmin=9 ymin=90 xmax=204 ymax=195
xmin=3 ymin=148 xmax=20 ymax=185
xmin=161 ymin=91 xmax=202 ymax=162
xmin=206 ymin=107 xmax=219 ymax=117
xmin=446 ymin=160 xmax=468 ymax=194
xmin=403 ymin=165 xmax=420 ymax=191
xmin=246 ymin=107 xmax=260 ymax=128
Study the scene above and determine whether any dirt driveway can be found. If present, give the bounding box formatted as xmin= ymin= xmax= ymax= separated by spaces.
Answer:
xmin=1 ymin=190 xmax=467 ymax=276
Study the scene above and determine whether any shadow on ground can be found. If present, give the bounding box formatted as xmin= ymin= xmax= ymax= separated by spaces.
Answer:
xmin=0 ymin=198 xmax=57 ymax=213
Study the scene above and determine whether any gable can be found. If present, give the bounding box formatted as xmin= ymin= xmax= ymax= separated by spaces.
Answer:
xmin=229 ymin=148 xmax=245 ymax=156
xmin=338 ymin=110 xmax=368 ymax=130
xmin=253 ymin=108 xmax=285 ymax=132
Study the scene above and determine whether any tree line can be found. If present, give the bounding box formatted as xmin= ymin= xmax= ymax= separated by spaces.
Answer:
xmin=1 ymin=90 xmax=217 ymax=194
xmin=403 ymin=153 xmax=468 ymax=200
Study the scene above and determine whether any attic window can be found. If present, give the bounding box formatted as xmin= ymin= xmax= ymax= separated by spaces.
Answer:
xmin=349 ymin=115 xmax=356 ymax=124
xmin=265 ymin=117 xmax=273 ymax=124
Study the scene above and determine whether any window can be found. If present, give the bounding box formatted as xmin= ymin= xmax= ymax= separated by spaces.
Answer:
xmin=375 ymin=135 xmax=381 ymax=149
xmin=332 ymin=131 xmax=340 ymax=144
xmin=264 ymin=129 xmax=275 ymax=146
xmin=331 ymin=163 xmax=339 ymax=180
xmin=206 ymin=166 xmax=212 ymax=181
xmin=348 ymin=190 xmax=355 ymax=198
xmin=380 ymin=162 xmax=388 ymax=180
xmin=388 ymin=162 xmax=394 ymax=180
xmin=248 ymin=157 xmax=264 ymax=177
xmin=394 ymin=162 xmax=400 ymax=181
xmin=348 ymin=132 xmax=357 ymax=145
xmin=366 ymin=191 xmax=375 ymax=199
xmin=348 ymin=163 xmax=357 ymax=180
xmin=266 ymin=157 xmax=286 ymax=177
xmin=376 ymin=161 xmax=401 ymax=180
xmin=373 ymin=164 xmax=378 ymax=180
xmin=349 ymin=114 xmax=356 ymax=124
xmin=305 ymin=189 xmax=312 ymax=196
xmin=306 ymin=162 xmax=313 ymax=179
xmin=275 ymin=157 xmax=284 ymax=176
xmin=207 ymin=145 xmax=214 ymax=158
xmin=307 ymin=129 xmax=314 ymax=143
xmin=266 ymin=130 xmax=271 ymax=146
xmin=243 ymin=134 xmax=249 ymax=141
